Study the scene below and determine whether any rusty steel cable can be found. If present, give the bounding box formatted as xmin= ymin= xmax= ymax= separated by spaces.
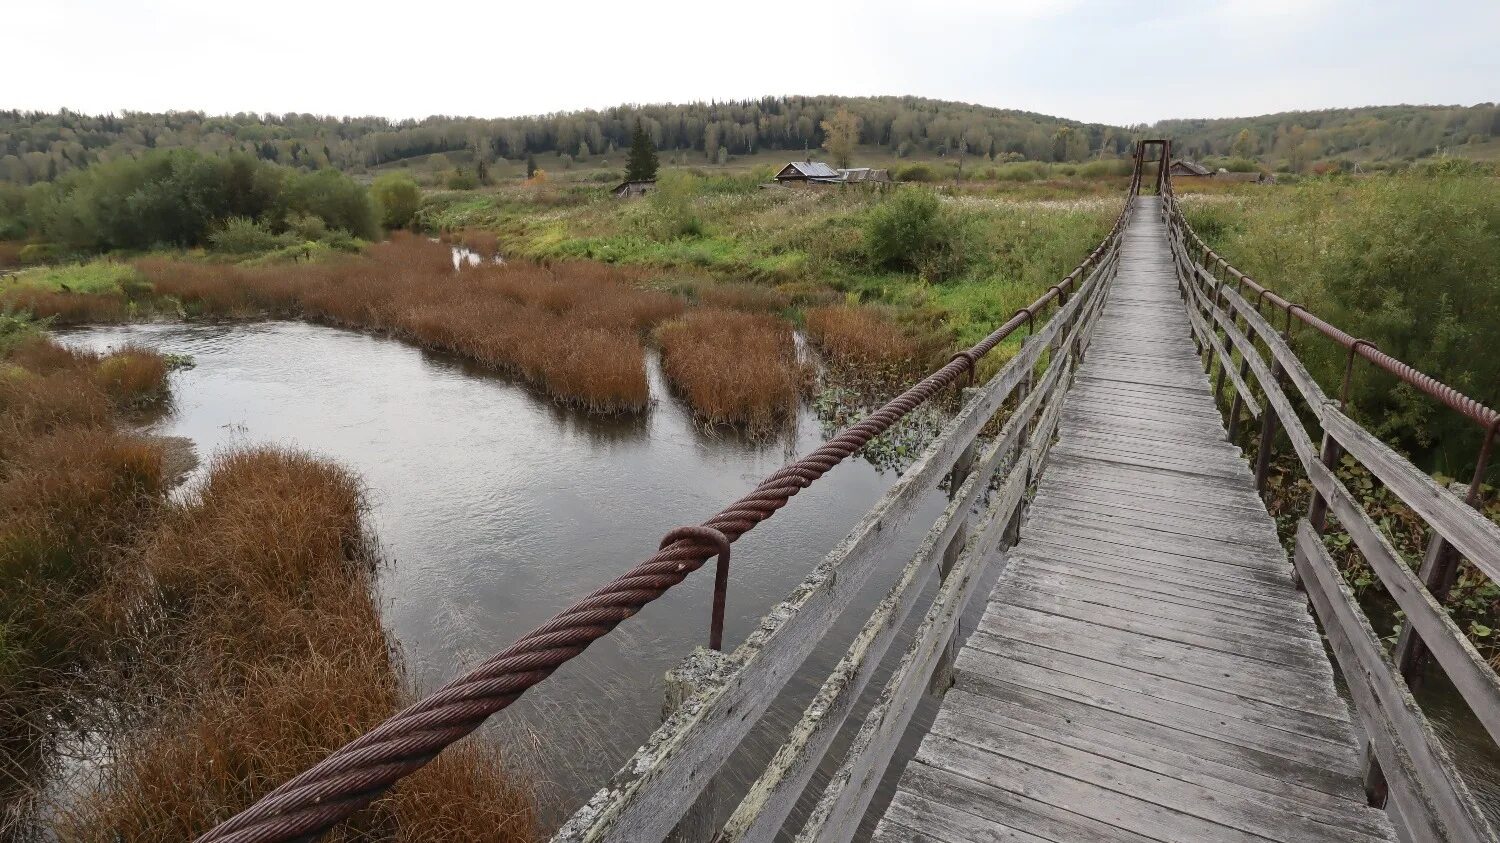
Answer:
xmin=1161 ymin=192 xmax=1498 ymax=431
xmin=196 ymin=183 xmax=1138 ymax=843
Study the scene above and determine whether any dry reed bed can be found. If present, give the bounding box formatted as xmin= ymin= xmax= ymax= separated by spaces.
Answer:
xmin=805 ymin=304 xmax=925 ymax=374
xmin=0 ymin=334 xmax=534 ymax=841
xmin=656 ymin=308 xmax=812 ymax=434
xmin=63 ymin=448 xmax=536 ymax=842
xmin=137 ymin=236 xmax=685 ymax=413
xmin=0 ymin=336 xmax=170 ymax=825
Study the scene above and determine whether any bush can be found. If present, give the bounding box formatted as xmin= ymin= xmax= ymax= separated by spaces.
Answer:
xmin=862 ymin=188 xmax=974 ymax=280
xmin=208 ymin=217 xmax=295 ymax=254
xmin=372 ymin=172 xmax=422 ymax=229
xmin=647 ymin=172 xmax=703 ymax=239
xmin=18 ymin=243 xmax=59 ymax=265
xmin=446 ymin=169 xmax=479 ymax=191
xmin=894 ymin=163 xmax=938 ymax=183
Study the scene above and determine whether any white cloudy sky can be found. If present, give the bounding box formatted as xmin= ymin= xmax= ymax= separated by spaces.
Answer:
xmin=9 ymin=0 xmax=1497 ymax=124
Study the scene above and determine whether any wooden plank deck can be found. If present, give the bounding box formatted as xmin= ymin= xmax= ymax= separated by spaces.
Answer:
xmin=873 ymin=197 xmax=1398 ymax=843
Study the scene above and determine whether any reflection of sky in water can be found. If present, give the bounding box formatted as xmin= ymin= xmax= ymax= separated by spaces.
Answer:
xmin=59 ymin=321 xmax=948 ymax=826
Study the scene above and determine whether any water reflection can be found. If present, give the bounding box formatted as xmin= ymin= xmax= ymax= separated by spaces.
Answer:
xmin=57 ymin=321 xmax=946 ymax=827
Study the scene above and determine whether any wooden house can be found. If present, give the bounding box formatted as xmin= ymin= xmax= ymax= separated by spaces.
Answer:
xmin=611 ymin=180 xmax=655 ymax=198
xmin=773 ymin=161 xmax=841 ymax=185
xmin=1168 ymin=159 xmax=1213 ymax=178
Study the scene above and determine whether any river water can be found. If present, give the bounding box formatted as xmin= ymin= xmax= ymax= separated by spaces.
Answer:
xmin=57 ymin=321 xmax=949 ymax=828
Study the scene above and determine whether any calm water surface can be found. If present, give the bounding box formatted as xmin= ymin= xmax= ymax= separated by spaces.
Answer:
xmin=59 ymin=321 xmax=948 ymax=825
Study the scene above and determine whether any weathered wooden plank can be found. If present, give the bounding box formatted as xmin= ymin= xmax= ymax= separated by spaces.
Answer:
xmin=716 ymin=346 xmax=1078 ymax=843
xmin=874 ymin=789 xmax=1053 ymax=843
xmin=914 ymin=732 xmax=1280 ymax=843
xmin=930 ymin=708 xmax=1392 ymax=842
xmin=1014 ymin=555 xmax=1309 ymax=618
xmin=940 ymin=688 xmax=1365 ymax=814
xmin=896 ymin=758 xmax=1159 ymax=843
xmin=1292 ymin=521 xmax=1493 ymax=842
xmin=971 ymin=611 xmax=1340 ymax=714
xmin=955 ymin=666 xmax=1366 ymax=799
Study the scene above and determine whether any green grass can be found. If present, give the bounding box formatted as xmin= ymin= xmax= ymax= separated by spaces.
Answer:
xmin=12 ymin=259 xmax=143 ymax=294
xmin=414 ymin=175 xmax=1117 ymax=356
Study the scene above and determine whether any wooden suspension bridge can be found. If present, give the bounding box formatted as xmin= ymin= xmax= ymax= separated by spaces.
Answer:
xmin=204 ymin=142 xmax=1500 ymax=843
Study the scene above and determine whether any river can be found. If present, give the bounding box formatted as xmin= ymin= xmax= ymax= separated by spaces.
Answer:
xmin=57 ymin=320 xmax=950 ymax=828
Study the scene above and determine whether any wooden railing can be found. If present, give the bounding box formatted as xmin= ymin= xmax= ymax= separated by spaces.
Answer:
xmin=1161 ymin=185 xmax=1500 ymax=843
xmin=551 ymin=198 xmax=1135 ymax=843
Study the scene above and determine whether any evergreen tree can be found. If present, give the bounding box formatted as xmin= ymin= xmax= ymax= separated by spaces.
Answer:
xmin=526 ymin=153 xmax=537 ymax=179
xmin=626 ymin=120 xmax=659 ymax=182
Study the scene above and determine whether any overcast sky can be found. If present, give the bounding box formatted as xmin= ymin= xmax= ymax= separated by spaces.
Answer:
xmin=10 ymin=0 xmax=1497 ymax=125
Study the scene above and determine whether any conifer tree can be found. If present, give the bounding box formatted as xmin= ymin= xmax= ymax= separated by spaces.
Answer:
xmin=626 ymin=120 xmax=659 ymax=182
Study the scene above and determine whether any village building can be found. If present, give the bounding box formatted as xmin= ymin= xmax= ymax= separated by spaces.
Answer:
xmin=773 ymin=161 xmax=841 ymax=184
xmin=1168 ymin=159 xmax=1214 ymax=178
xmin=611 ymin=179 xmax=655 ymax=198
xmin=772 ymin=162 xmax=894 ymax=187
xmin=1168 ymin=159 xmax=1274 ymax=184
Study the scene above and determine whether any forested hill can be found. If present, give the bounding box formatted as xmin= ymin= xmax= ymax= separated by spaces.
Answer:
xmin=2 ymin=97 xmax=1497 ymax=185
xmin=0 ymin=97 xmax=1116 ymax=185
xmin=1158 ymin=104 xmax=1500 ymax=166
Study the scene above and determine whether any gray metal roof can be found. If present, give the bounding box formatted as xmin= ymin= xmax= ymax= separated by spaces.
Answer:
xmin=780 ymin=161 xmax=840 ymax=178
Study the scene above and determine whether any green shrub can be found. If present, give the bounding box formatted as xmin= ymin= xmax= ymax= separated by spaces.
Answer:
xmin=446 ymin=169 xmax=479 ymax=190
xmin=862 ymin=188 xmax=973 ymax=281
xmin=209 ymin=218 xmax=295 ymax=254
xmin=371 ymin=172 xmax=422 ymax=229
xmin=894 ymin=164 xmax=938 ymax=183
xmin=647 ymin=172 xmax=703 ymax=239
xmin=19 ymin=243 xmax=60 ymax=265
xmin=1185 ymin=173 xmax=1500 ymax=474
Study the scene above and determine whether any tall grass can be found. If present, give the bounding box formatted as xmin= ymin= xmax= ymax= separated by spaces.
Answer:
xmin=134 ymin=235 xmax=686 ymax=413
xmin=657 ymin=308 xmax=810 ymax=433
xmin=0 ymin=334 xmax=169 ymax=832
xmin=0 ymin=335 xmax=534 ymax=841
xmin=64 ymin=447 xmax=536 ymax=842
xmin=1181 ymin=172 xmax=1500 ymax=474
xmin=805 ymin=305 xmax=921 ymax=374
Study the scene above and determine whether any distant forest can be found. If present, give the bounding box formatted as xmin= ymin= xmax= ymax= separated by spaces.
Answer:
xmin=2 ymin=96 xmax=1497 ymax=185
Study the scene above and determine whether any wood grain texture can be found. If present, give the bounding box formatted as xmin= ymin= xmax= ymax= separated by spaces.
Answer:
xmin=876 ymin=197 xmax=1397 ymax=843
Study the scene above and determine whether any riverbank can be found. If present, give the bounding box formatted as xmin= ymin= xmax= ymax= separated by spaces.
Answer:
xmin=0 ymin=323 xmax=535 ymax=841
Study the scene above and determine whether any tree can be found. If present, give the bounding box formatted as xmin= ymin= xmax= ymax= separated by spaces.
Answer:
xmin=526 ymin=153 xmax=538 ymax=179
xmin=371 ymin=172 xmax=421 ymax=229
xmin=626 ymin=120 xmax=659 ymax=182
xmin=820 ymin=108 xmax=861 ymax=169
xmin=1231 ymin=128 xmax=1255 ymax=159
xmin=475 ymin=157 xmax=491 ymax=185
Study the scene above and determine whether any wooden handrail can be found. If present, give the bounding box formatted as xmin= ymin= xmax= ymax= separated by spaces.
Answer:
xmin=1161 ymin=191 xmax=1500 ymax=842
xmin=552 ymin=198 xmax=1133 ymax=843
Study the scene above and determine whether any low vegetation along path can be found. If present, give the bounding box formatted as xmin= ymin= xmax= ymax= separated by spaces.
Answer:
xmin=874 ymin=198 xmax=1397 ymax=842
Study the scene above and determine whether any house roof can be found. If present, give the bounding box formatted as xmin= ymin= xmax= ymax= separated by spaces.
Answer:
xmin=1170 ymin=159 xmax=1213 ymax=176
xmin=778 ymin=161 xmax=840 ymax=178
xmin=838 ymin=168 xmax=892 ymax=183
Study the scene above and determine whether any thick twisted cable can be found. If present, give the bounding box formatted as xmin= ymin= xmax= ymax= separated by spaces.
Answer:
xmin=199 ymin=183 xmax=1137 ymax=843
xmin=196 ymin=305 xmax=1049 ymax=842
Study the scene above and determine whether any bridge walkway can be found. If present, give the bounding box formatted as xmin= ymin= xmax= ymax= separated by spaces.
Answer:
xmin=873 ymin=197 xmax=1398 ymax=843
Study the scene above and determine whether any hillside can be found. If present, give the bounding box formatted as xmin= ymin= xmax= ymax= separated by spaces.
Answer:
xmin=2 ymin=98 xmax=1496 ymax=188
xmin=1155 ymin=104 xmax=1500 ymax=166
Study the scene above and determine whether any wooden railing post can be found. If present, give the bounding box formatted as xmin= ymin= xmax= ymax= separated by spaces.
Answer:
xmin=662 ymin=648 xmax=733 ymax=843
xmin=932 ymin=386 xmax=981 ymax=695
xmin=1253 ymin=357 xmax=1285 ymax=495
xmin=1003 ymin=338 xmax=1035 ymax=549
xmin=1392 ymin=481 xmax=1473 ymax=690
